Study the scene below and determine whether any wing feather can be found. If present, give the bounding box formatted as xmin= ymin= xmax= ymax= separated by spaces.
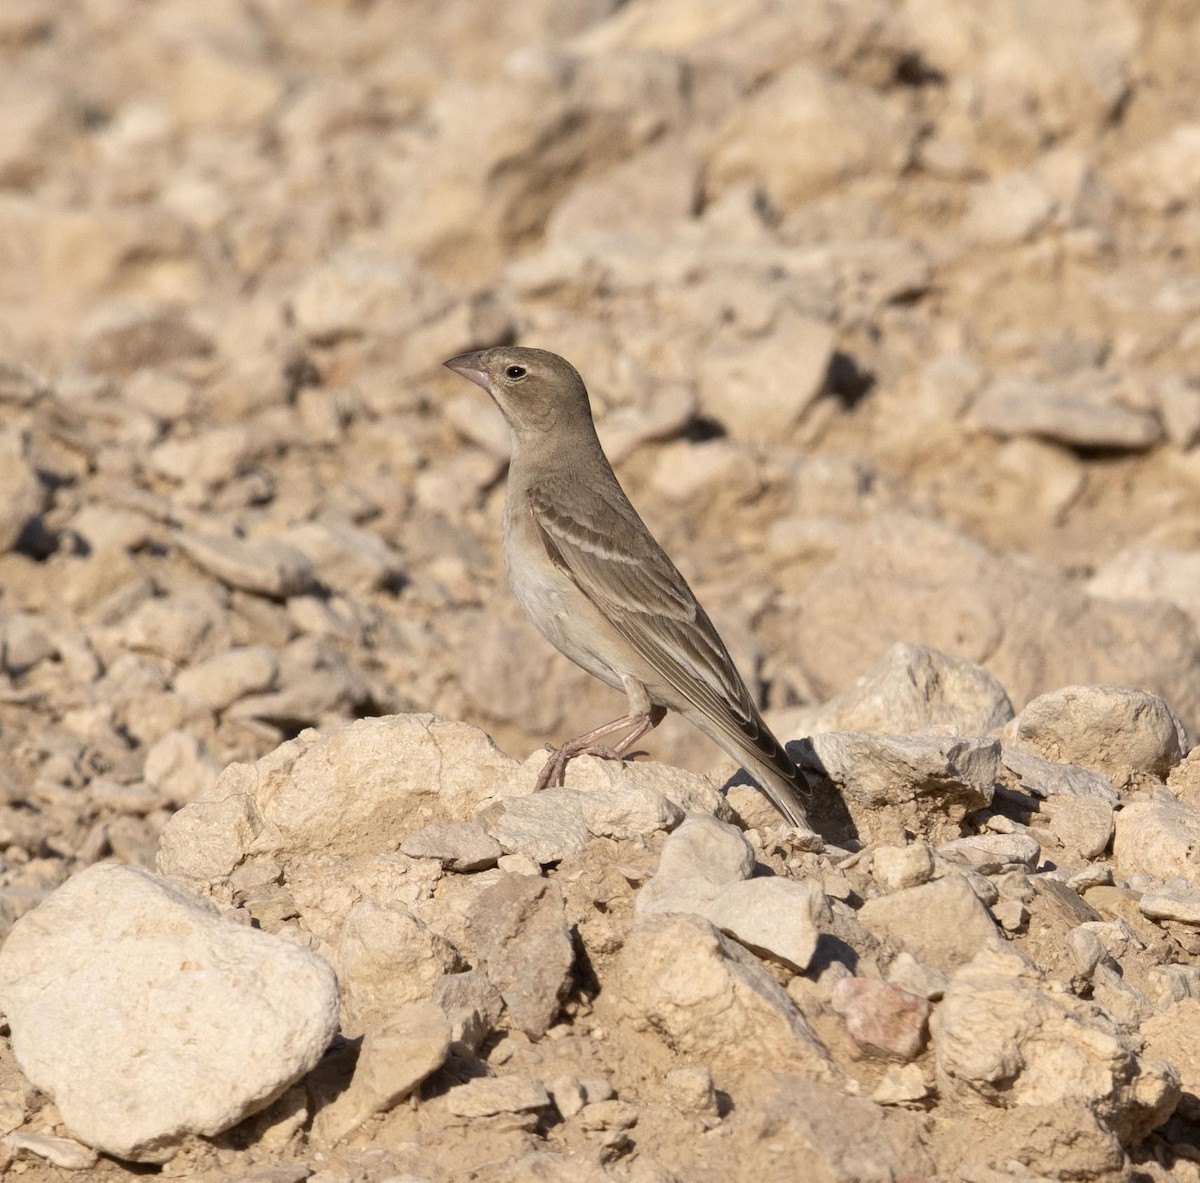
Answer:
xmin=528 ymin=476 xmax=794 ymax=778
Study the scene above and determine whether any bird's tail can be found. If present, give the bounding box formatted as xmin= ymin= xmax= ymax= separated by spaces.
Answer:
xmin=686 ymin=708 xmax=816 ymax=834
xmin=738 ymin=747 xmax=815 ymax=832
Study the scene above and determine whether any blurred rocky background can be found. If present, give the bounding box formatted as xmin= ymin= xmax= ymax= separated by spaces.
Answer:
xmin=1 ymin=0 xmax=1200 ymax=1179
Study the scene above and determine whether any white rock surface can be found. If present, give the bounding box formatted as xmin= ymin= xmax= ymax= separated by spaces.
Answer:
xmin=796 ymin=643 xmax=1014 ymax=738
xmin=604 ymin=913 xmax=831 ymax=1076
xmin=872 ymin=842 xmax=935 ymax=892
xmin=1008 ymin=685 xmax=1183 ymax=783
xmin=1113 ymin=799 xmax=1200 ymax=886
xmin=703 ymin=877 xmax=825 ymax=972
xmin=0 ymin=863 xmax=339 ymax=1162
xmin=158 ymin=714 xmax=519 ymax=876
xmin=636 ymin=814 xmax=755 ymax=917
xmin=933 ymin=947 xmax=1179 ymax=1146
xmin=859 ymin=872 xmax=1001 ymax=974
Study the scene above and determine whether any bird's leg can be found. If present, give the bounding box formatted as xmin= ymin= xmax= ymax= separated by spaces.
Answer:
xmin=534 ymin=682 xmax=666 ymax=791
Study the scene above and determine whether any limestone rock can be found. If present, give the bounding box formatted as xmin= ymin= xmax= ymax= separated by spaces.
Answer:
xmin=176 ymin=531 xmax=317 ymax=599
xmin=158 ymin=715 xmax=519 ymax=877
xmin=401 ymin=822 xmax=503 ymax=872
xmin=933 ymin=947 xmax=1179 ymax=1146
xmin=1140 ymin=998 xmax=1200 ymax=1119
xmin=799 ymin=643 xmax=1013 ymax=738
xmin=476 ymin=789 xmax=591 ymax=864
xmin=312 ymin=1003 xmax=451 ymax=1144
xmin=858 ymin=872 xmax=1001 ymax=974
xmin=446 ymin=1076 xmax=552 ymax=1119
xmin=636 ymin=814 xmax=755 ymax=917
xmin=1089 ymin=544 xmax=1200 ymax=633
xmin=1000 ymin=748 xmax=1119 ymax=804
xmin=871 ymin=843 xmax=935 ymax=892
xmin=1113 ymin=799 xmax=1200 ymax=886
xmin=1041 ymin=795 xmax=1115 ymax=861
xmin=1139 ymin=882 xmax=1200 ymax=926
xmin=703 ymin=877 xmax=825 ymax=973
xmin=174 ymin=645 xmax=279 ymax=711
xmin=697 ymin=315 xmax=834 ymax=442
xmin=466 ymin=874 xmax=573 ymax=1039
xmin=0 ymin=864 xmax=338 ymax=1162
xmin=334 ymin=900 xmax=462 ymax=1037
xmin=938 ymin=832 xmax=1041 ymax=874
xmin=603 ymin=913 xmax=830 ymax=1076
xmin=970 ymin=377 xmax=1162 ymax=450
xmin=804 ymin=732 xmax=997 ymax=841
xmin=1008 ymin=685 xmax=1183 ymax=784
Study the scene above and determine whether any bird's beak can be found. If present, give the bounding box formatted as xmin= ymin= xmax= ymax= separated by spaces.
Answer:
xmin=443 ymin=352 xmax=491 ymax=392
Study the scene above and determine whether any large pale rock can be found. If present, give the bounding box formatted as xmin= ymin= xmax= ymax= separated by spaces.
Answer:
xmin=465 ymin=874 xmax=573 ymax=1039
xmin=796 ymin=643 xmax=1013 ymax=738
xmin=0 ymin=449 xmax=43 ymax=554
xmin=476 ymin=789 xmax=590 ymax=864
xmin=1089 ymin=544 xmax=1200 ymax=634
xmin=445 ymin=1076 xmax=552 ymax=1119
xmin=636 ymin=814 xmax=754 ymax=917
xmin=790 ymin=515 xmax=1200 ymax=742
xmin=804 ymin=732 xmax=997 ymax=841
xmin=703 ymin=878 xmax=825 ymax=973
xmin=858 ymin=872 xmax=1000 ymax=974
xmin=400 ymin=822 xmax=502 ymax=872
xmin=1140 ymin=998 xmax=1200 ymax=1120
xmin=1139 ymin=883 xmax=1200 ymax=926
xmin=1040 ymin=795 xmax=1115 ymax=861
xmin=938 ymin=832 xmax=1041 ymax=874
xmin=279 ymin=519 xmax=406 ymax=595
xmin=697 ymin=315 xmax=834 ymax=442
xmin=970 ymin=377 xmax=1162 ymax=450
xmin=158 ymin=715 xmax=519 ymax=877
xmin=934 ymin=947 xmax=1179 ymax=1146
xmin=176 ymin=531 xmax=317 ymax=598
xmin=311 ymin=1003 xmax=451 ymax=1145
xmin=174 ymin=645 xmax=278 ymax=711
xmin=334 ymin=900 xmax=462 ymax=1037
xmin=871 ymin=843 xmax=935 ymax=892
xmin=1000 ymin=748 xmax=1119 ymax=804
xmin=1008 ymin=685 xmax=1183 ymax=783
xmin=0 ymin=864 xmax=338 ymax=1162
xmin=1113 ymin=800 xmax=1200 ymax=886
xmin=708 ymin=64 xmax=912 ymax=208
xmin=603 ymin=913 xmax=830 ymax=1076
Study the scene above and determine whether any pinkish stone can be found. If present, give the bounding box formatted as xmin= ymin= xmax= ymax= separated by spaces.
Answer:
xmin=830 ymin=976 xmax=930 ymax=1061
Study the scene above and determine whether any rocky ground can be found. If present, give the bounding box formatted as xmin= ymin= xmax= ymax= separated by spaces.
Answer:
xmin=1 ymin=0 xmax=1200 ymax=1179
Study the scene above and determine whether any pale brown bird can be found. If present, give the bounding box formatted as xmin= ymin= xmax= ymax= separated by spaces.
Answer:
xmin=444 ymin=346 xmax=817 ymax=838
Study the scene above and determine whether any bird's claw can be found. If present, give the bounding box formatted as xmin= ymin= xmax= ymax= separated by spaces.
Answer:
xmin=533 ymin=741 xmax=629 ymax=792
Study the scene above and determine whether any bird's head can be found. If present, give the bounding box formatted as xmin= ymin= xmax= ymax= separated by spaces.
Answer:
xmin=443 ymin=346 xmax=594 ymax=440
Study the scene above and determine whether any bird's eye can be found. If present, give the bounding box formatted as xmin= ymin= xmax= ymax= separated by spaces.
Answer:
xmin=505 ymin=365 xmax=527 ymax=380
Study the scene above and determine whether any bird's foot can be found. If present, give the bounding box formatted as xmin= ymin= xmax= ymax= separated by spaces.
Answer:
xmin=533 ymin=742 xmax=627 ymax=791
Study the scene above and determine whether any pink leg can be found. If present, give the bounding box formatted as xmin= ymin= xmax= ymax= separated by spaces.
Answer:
xmin=534 ymin=705 xmax=667 ymax=791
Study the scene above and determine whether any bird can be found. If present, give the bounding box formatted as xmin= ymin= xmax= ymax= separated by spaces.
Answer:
xmin=444 ymin=345 xmax=819 ymax=842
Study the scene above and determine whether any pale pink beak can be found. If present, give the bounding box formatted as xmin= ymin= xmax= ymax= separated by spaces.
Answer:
xmin=443 ymin=351 xmax=491 ymax=392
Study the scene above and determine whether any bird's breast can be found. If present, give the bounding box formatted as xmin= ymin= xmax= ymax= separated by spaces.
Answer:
xmin=502 ymin=494 xmax=626 ymax=693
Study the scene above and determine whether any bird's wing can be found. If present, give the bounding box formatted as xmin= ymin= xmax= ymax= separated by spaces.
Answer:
xmin=527 ymin=475 xmax=795 ymax=779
